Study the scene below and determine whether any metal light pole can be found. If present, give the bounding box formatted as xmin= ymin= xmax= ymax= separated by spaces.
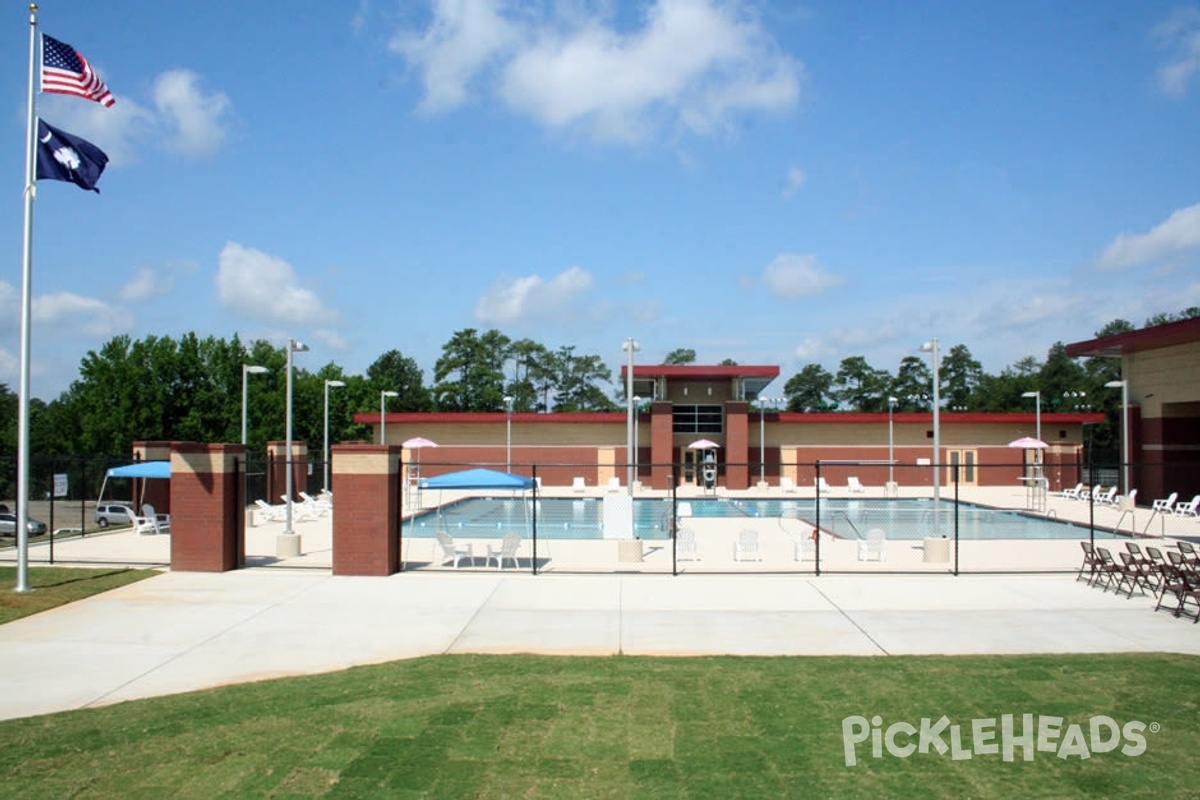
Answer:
xmin=622 ymin=338 xmax=640 ymax=494
xmin=1022 ymin=390 xmax=1042 ymax=478
xmin=504 ymin=395 xmax=514 ymax=472
xmin=633 ymin=396 xmax=642 ymax=487
xmin=888 ymin=396 xmax=898 ymax=485
xmin=380 ymin=390 xmax=398 ymax=445
xmin=920 ymin=339 xmax=941 ymax=505
xmin=241 ymin=365 xmax=269 ymax=445
xmin=283 ymin=339 xmax=308 ymax=541
xmin=323 ymin=380 xmax=346 ymax=492
xmin=1105 ymin=379 xmax=1129 ymax=493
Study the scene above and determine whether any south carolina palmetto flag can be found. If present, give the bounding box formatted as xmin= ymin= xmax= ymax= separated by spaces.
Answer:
xmin=41 ymin=33 xmax=115 ymax=107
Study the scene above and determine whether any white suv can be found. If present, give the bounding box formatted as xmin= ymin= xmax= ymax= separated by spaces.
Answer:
xmin=94 ymin=503 xmax=134 ymax=528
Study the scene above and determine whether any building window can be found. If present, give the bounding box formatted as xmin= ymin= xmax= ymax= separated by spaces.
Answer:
xmin=673 ymin=404 xmax=723 ymax=434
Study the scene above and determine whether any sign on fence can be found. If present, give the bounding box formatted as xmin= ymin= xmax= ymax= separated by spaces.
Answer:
xmin=53 ymin=473 xmax=68 ymax=498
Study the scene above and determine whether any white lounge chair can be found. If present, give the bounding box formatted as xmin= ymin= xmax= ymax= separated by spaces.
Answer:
xmin=847 ymin=476 xmax=865 ymax=493
xmin=780 ymin=477 xmax=797 ymax=493
xmin=606 ymin=477 xmax=621 ymax=492
xmin=299 ymin=491 xmax=332 ymax=515
xmin=795 ymin=535 xmax=817 ymax=562
xmin=571 ymin=477 xmax=586 ymax=493
xmin=858 ymin=528 xmax=886 ymax=561
xmin=1055 ymin=483 xmax=1084 ymax=500
xmin=486 ymin=533 xmax=521 ymax=569
xmin=1152 ymin=492 xmax=1179 ymax=513
xmin=676 ymin=528 xmax=699 ymax=561
xmin=734 ymin=529 xmax=761 ymax=562
xmin=125 ymin=506 xmax=163 ymax=536
xmin=1174 ymin=495 xmax=1200 ymax=518
xmin=254 ymin=499 xmax=285 ymax=524
xmin=142 ymin=504 xmax=171 ymax=533
xmin=435 ymin=530 xmax=472 ymax=568
xmin=1093 ymin=487 xmax=1117 ymax=506
xmin=816 ymin=477 xmax=832 ymax=493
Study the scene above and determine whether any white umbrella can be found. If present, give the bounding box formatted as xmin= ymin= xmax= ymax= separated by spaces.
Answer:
xmin=687 ymin=439 xmax=721 ymax=450
xmin=1007 ymin=436 xmax=1047 ymax=449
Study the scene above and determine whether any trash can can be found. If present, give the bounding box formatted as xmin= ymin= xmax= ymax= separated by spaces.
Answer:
xmin=923 ymin=537 xmax=950 ymax=563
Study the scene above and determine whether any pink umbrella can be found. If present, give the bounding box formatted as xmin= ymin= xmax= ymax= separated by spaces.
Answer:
xmin=1007 ymin=437 xmax=1047 ymax=449
xmin=402 ymin=437 xmax=439 ymax=483
xmin=687 ymin=439 xmax=721 ymax=450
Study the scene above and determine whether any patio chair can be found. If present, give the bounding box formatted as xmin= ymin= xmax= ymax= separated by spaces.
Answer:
xmin=1173 ymin=495 xmax=1200 ymax=518
xmin=780 ymin=476 xmax=797 ymax=493
xmin=435 ymin=530 xmax=472 ymax=568
xmin=734 ymin=529 xmax=761 ymax=562
xmin=1114 ymin=552 xmax=1148 ymax=597
xmin=1093 ymin=487 xmax=1118 ymax=506
xmin=1076 ymin=541 xmax=1102 ymax=584
xmin=858 ymin=528 xmax=886 ymax=562
xmin=124 ymin=507 xmax=159 ymax=536
xmin=1055 ymin=483 xmax=1084 ymax=500
xmin=486 ymin=533 xmax=521 ymax=570
xmin=572 ymin=477 xmax=586 ymax=493
xmin=254 ymin=499 xmax=285 ymax=524
xmin=299 ymin=491 xmax=332 ymax=515
xmin=142 ymin=504 xmax=171 ymax=533
xmin=676 ymin=528 xmax=699 ymax=561
xmin=795 ymin=532 xmax=818 ymax=562
xmin=1176 ymin=540 xmax=1200 ymax=568
xmin=847 ymin=476 xmax=866 ymax=493
xmin=1154 ymin=552 xmax=1200 ymax=621
xmin=606 ymin=477 xmax=621 ymax=492
xmin=1079 ymin=485 xmax=1102 ymax=502
xmin=816 ymin=477 xmax=832 ymax=494
xmin=1092 ymin=547 xmax=1124 ymax=592
xmin=1152 ymin=492 xmax=1179 ymax=513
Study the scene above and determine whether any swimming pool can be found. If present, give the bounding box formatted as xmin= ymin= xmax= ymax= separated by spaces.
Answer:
xmin=402 ymin=496 xmax=1113 ymax=541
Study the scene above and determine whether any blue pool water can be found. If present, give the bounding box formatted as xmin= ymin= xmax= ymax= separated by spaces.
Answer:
xmin=402 ymin=496 xmax=1112 ymax=541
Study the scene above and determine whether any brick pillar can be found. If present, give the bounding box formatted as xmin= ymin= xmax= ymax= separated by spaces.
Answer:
xmin=169 ymin=443 xmax=246 ymax=572
xmin=650 ymin=400 xmax=674 ymax=490
xmin=267 ymin=441 xmax=308 ymax=503
xmin=332 ymin=444 xmax=400 ymax=576
xmin=725 ymin=401 xmax=749 ymax=490
xmin=132 ymin=440 xmax=174 ymax=515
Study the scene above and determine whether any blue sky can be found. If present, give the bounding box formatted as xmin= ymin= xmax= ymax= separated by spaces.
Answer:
xmin=3 ymin=1 xmax=1199 ymax=400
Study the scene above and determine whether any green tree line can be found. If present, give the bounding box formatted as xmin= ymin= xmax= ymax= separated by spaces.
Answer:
xmin=0 ymin=310 xmax=1195 ymax=462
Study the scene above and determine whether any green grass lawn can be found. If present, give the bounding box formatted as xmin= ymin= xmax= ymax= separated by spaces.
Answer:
xmin=0 ymin=566 xmax=159 ymax=624
xmin=0 ymin=652 xmax=1196 ymax=798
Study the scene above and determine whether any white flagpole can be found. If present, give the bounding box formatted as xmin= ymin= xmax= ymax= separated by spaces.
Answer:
xmin=15 ymin=3 xmax=40 ymax=593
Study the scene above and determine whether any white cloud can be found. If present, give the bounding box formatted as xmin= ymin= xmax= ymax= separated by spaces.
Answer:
xmin=760 ymin=253 xmax=841 ymax=299
xmin=780 ymin=165 xmax=806 ymax=198
xmin=153 ymin=70 xmax=232 ymax=157
xmin=1154 ymin=8 xmax=1200 ymax=96
xmin=475 ymin=265 xmax=593 ymax=324
xmin=393 ymin=0 xmax=801 ymax=143
xmin=33 ymin=291 xmax=126 ymax=337
xmin=216 ymin=242 xmax=335 ymax=325
xmin=390 ymin=0 xmax=518 ymax=113
xmin=1097 ymin=202 xmax=1200 ymax=270
xmin=120 ymin=267 xmax=174 ymax=301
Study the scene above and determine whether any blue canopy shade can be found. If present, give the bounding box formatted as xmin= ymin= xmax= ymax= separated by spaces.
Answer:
xmin=105 ymin=461 xmax=171 ymax=479
xmin=419 ymin=468 xmax=534 ymax=490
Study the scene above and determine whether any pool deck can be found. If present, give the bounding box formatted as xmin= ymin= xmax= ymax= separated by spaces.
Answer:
xmin=0 ymin=483 xmax=1197 ymax=722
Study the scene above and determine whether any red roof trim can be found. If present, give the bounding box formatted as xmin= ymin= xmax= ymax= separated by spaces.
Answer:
xmin=1066 ymin=316 xmax=1200 ymax=358
xmin=621 ymin=364 xmax=780 ymax=379
xmin=358 ymin=410 xmax=1105 ymax=425
xmin=356 ymin=412 xmax=626 ymax=425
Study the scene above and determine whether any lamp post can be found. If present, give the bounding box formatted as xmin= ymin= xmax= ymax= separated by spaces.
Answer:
xmin=323 ymin=379 xmax=346 ymax=492
xmin=888 ymin=396 xmax=898 ymax=485
xmin=379 ymin=390 xmax=398 ymax=445
xmin=504 ymin=395 xmax=514 ymax=472
xmin=283 ymin=339 xmax=309 ymax=543
xmin=1105 ymin=379 xmax=1129 ymax=493
xmin=920 ymin=339 xmax=941 ymax=506
xmin=633 ymin=396 xmax=642 ymax=487
xmin=622 ymin=338 xmax=640 ymax=494
xmin=1022 ymin=389 xmax=1042 ymax=477
xmin=241 ymin=365 xmax=269 ymax=446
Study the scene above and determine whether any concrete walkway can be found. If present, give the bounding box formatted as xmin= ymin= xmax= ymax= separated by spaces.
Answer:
xmin=1 ymin=567 xmax=1197 ymax=722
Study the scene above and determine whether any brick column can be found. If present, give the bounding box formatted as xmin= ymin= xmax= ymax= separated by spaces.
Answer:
xmin=169 ymin=443 xmax=246 ymax=572
xmin=332 ymin=444 xmax=401 ymax=576
xmin=725 ymin=401 xmax=749 ymax=490
xmin=650 ymin=400 xmax=674 ymax=490
xmin=131 ymin=440 xmax=174 ymax=515
xmin=267 ymin=440 xmax=308 ymax=503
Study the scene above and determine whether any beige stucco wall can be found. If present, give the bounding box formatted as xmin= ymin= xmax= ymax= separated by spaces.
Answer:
xmin=1126 ymin=340 xmax=1200 ymax=419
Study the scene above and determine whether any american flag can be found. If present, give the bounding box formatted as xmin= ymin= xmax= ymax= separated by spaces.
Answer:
xmin=41 ymin=34 xmax=115 ymax=107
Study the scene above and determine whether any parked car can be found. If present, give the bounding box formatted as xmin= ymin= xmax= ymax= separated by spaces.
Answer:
xmin=0 ymin=512 xmax=48 ymax=537
xmin=94 ymin=503 xmax=134 ymax=528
